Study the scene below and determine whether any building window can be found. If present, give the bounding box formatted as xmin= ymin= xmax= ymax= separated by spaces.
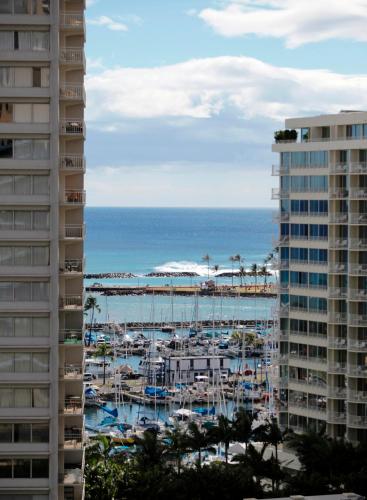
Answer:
xmin=0 ymin=210 xmax=49 ymax=231
xmin=0 ymin=352 xmax=49 ymax=373
xmin=0 ymin=281 xmax=49 ymax=302
xmin=0 ymin=0 xmax=50 ymax=14
xmin=0 ymin=422 xmax=49 ymax=443
xmin=0 ymin=458 xmax=48 ymax=478
xmin=0 ymin=387 xmax=49 ymax=408
xmin=0 ymin=31 xmax=49 ymax=51
xmin=0 ymin=317 xmax=49 ymax=337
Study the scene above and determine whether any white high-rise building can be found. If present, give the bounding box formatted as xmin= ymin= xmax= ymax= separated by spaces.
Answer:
xmin=0 ymin=1 xmax=85 ymax=498
xmin=273 ymin=111 xmax=367 ymax=444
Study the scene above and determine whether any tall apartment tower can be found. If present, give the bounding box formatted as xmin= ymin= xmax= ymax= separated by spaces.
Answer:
xmin=0 ymin=1 xmax=85 ymax=499
xmin=273 ymin=111 xmax=367 ymax=444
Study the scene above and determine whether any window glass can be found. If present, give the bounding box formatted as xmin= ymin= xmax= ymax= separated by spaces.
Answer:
xmin=14 ymin=458 xmax=31 ymax=478
xmin=14 ymin=103 xmax=32 ymax=123
xmin=15 ymin=317 xmax=31 ymax=337
xmin=14 ymin=247 xmax=31 ymax=265
xmin=14 ymin=67 xmax=32 ymax=87
xmin=14 ymin=423 xmax=31 ymax=442
xmin=32 ymin=458 xmax=49 ymax=478
xmin=14 ymin=139 xmax=32 ymax=159
xmin=32 ymin=282 xmax=48 ymax=301
xmin=0 ymin=353 xmax=12 ymax=372
xmin=14 ymin=282 xmax=31 ymax=301
xmin=33 ymin=211 xmax=49 ymax=230
xmin=33 ymin=139 xmax=49 ymax=159
xmin=0 ymin=247 xmax=12 ymax=265
xmin=14 ymin=352 xmax=31 ymax=372
xmin=32 ymin=423 xmax=49 ymax=443
xmin=18 ymin=31 xmax=32 ymax=50
xmin=0 ymin=139 xmax=13 ymax=158
xmin=32 ymin=246 xmax=48 ymax=265
xmin=32 ymin=353 xmax=48 ymax=372
xmin=0 ymin=1 xmax=12 ymax=14
xmin=14 ymin=211 xmax=31 ymax=230
xmin=14 ymin=388 xmax=31 ymax=407
xmin=32 ymin=32 xmax=49 ymax=51
xmin=33 ymin=175 xmax=49 ymax=194
xmin=0 ymin=458 xmax=12 ymax=478
xmin=0 ymin=68 xmax=11 ymax=87
xmin=14 ymin=175 xmax=31 ymax=194
xmin=0 ymin=424 xmax=12 ymax=442
xmin=0 ymin=175 xmax=12 ymax=194
xmin=33 ymin=104 xmax=49 ymax=123
xmin=33 ymin=317 xmax=49 ymax=337
xmin=0 ymin=282 xmax=12 ymax=300
xmin=32 ymin=66 xmax=41 ymax=87
xmin=0 ymin=388 xmax=13 ymax=407
xmin=0 ymin=32 xmax=13 ymax=50
xmin=40 ymin=67 xmax=49 ymax=87
xmin=0 ymin=103 xmax=12 ymax=123
xmin=14 ymin=0 xmax=29 ymax=13
xmin=0 ymin=318 xmax=12 ymax=337
xmin=33 ymin=388 xmax=48 ymax=408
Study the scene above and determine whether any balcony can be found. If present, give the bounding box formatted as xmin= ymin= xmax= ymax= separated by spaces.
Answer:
xmin=327 ymin=411 xmax=346 ymax=424
xmin=60 ymin=83 xmax=85 ymax=102
xmin=63 ymin=397 xmax=83 ymax=415
xmin=61 ymin=259 xmax=84 ymax=274
xmin=349 ymin=212 xmax=367 ymax=224
xmin=329 ymin=163 xmax=348 ymax=174
xmin=349 ymin=188 xmax=367 ymax=199
xmin=59 ymin=329 xmax=83 ymax=345
xmin=278 ymin=331 xmax=289 ymax=341
xmin=278 ymin=354 xmax=289 ymax=364
xmin=348 ymin=364 xmax=367 ymax=377
xmin=60 ymin=155 xmax=86 ymax=171
xmin=329 ymin=213 xmax=348 ymax=224
xmin=60 ymin=47 xmax=85 ymax=67
xmin=350 ymin=162 xmax=367 ymax=174
xmin=62 ymin=365 xmax=83 ymax=379
xmin=275 ymin=235 xmax=290 ymax=247
xmin=277 ymin=376 xmax=288 ymax=388
xmin=327 ymin=362 xmax=347 ymax=374
xmin=348 ymin=339 xmax=367 ymax=352
xmin=327 ymin=387 xmax=347 ymax=399
xmin=348 ymin=390 xmax=367 ymax=403
xmin=349 ymin=238 xmax=367 ymax=250
xmin=349 ymin=264 xmax=367 ymax=276
xmin=328 ymin=312 xmax=347 ymax=324
xmin=272 ymin=211 xmax=289 ymax=223
xmin=60 ymin=12 xmax=85 ymax=30
xmin=59 ymin=296 xmax=83 ymax=310
xmin=63 ymin=428 xmax=84 ymax=449
xmin=328 ymin=287 xmax=347 ymax=299
xmin=60 ymin=119 xmax=85 ymax=136
xmin=348 ymin=415 xmax=367 ymax=428
xmin=329 ymin=188 xmax=348 ymax=199
xmin=328 ymin=262 xmax=347 ymax=273
xmin=60 ymin=468 xmax=84 ymax=489
xmin=349 ymin=314 xmax=367 ymax=327
xmin=329 ymin=239 xmax=348 ymax=250
xmin=271 ymin=165 xmax=289 ymax=176
xmin=64 ymin=190 xmax=86 ymax=205
xmin=62 ymin=225 xmax=85 ymax=239
xmin=271 ymin=188 xmax=289 ymax=200
xmin=279 ymin=304 xmax=289 ymax=317
xmin=279 ymin=259 xmax=289 ymax=269
xmin=328 ymin=337 xmax=347 ymax=349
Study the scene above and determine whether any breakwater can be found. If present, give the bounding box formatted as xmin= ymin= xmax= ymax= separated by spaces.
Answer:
xmin=85 ymin=318 xmax=275 ymax=330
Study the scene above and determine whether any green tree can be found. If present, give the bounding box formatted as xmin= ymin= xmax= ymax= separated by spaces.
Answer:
xmin=260 ymin=264 xmax=269 ymax=290
xmin=165 ymin=425 xmax=189 ymax=474
xmin=134 ymin=430 xmax=168 ymax=470
xmin=84 ymin=295 xmax=101 ymax=347
xmin=233 ymin=408 xmax=253 ymax=449
xmin=229 ymin=255 xmax=236 ymax=287
xmin=212 ymin=264 xmax=220 ymax=288
xmin=250 ymin=263 xmax=258 ymax=293
xmin=208 ymin=415 xmax=234 ymax=464
xmin=239 ymin=265 xmax=246 ymax=287
xmin=186 ymin=421 xmax=215 ymax=468
xmin=94 ymin=343 xmax=110 ymax=385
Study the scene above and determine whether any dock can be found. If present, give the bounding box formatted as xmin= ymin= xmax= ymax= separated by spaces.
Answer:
xmin=85 ymin=284 xmax=277 ymax=298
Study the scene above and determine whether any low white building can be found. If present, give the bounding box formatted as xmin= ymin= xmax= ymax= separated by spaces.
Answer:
xmin=164 ymin=355 xmax=231 ymax=384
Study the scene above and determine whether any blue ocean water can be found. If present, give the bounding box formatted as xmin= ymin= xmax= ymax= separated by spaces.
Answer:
xmin=84 ymin=208 xmax=277 ymax=323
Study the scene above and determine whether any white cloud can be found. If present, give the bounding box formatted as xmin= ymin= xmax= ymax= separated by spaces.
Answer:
xmin=198 ymin=0 xmax=367 ymax=48
xmin=88 ymin=15 xmax=128 ymax=32
xmin=86 ymin=55 xmax=367 ymax=122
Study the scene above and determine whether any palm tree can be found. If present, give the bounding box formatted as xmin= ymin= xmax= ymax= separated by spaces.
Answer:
xmin=202 ymin=254 xmax=211 ymax=279
xmin=165 ymin=425 xmax=189 ymax=474
xmin=84 ymin=295 xmax=101 ymax=347
xmin=208 ymin=415 xmax=234 ymax=464
xmin=234 ymin=254 xmax=242 ymax=286
xmin=260 ymin=264 xmax=268 ymax=291
xmin=239 ymin=265 xmax=246 ymax=287
xmin=213 ymin=264 xmax=220 ymax=288
xmin=94 ymin=343 xmax=110 ymax=385
xmin=229 ymin=255 xmax=236 ymax=287
xmin=233 ymin=408 xmax=253 ymax=450
xmin=186 ymin=421 xmax=214 ymax=468
xmin=134 ymin=430 xmax=168 ymax=470
xmin=251 ymin=263 xmax=258 ymax=293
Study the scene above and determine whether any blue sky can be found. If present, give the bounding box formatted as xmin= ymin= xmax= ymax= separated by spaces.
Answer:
xmin=85 ymin=0 xmax=367 ymax=207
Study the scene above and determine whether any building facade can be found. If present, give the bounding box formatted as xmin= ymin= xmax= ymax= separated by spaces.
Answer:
xmin=0 ymin=1 xmax=85 ymax=498
xmin=273 ymin=111 xmax=367 ymax=444
xmin=164 ymin=355 xmax=231 ymax=385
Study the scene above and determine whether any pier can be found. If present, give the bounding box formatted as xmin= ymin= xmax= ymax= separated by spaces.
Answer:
xmin=85 ymin=284 xmax=277 ymax=298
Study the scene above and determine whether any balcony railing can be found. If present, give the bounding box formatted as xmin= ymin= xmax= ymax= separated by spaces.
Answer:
xmin=64 ymin=190 xmax=86 ymax=204
xmin=327 ymin=411 xmax=346 ymax=423
xmin=348 ymin=339 xmax=367 ymax=351
xmin=328 ymin=312 xmax=347 ymax=324
xmin=60 ymin=47 xmax=85 ymax=65
xmin=349 ymin=314 xmax=367 ymax=326
xmin=63 ymin=225 xmax=85 ymax=239
xmin=348 ymin=389 xmax=367 ymax=402
xmin=348 ymin=289 xmax=367 ymax=301
xmin=349 ymin=212 xmax=367 ymax=224
xmin=327 ymin=387 xmax=347 ymax=398
xmin=329 ymin=188 xmax=348 ymax=199
xmin=59 ymin=296 xmax=83 ymax=309
xmin=59 ymin=155 xmax=85 ymax=170
xmin=349 ymin=238 xmax=367 ymax=249
xmin=328 ymin=262 xmax=347 ymax=273
xmin=59 ymin=329 xmax=83 ymax=344
xmin=63 ymin=429 xmax=84 ymax=449
xmin=328 ymin=287 xmax=347 ymax=299
xmin=60 ymin=83 xmax=85 ymax=101
xmin=349 ymin=264 xmax=367 ymax=276
xmin=348 ymin=364 xmax=367 ymax=376
xmin=327 ymin=337 xmax=347 ymax=349
xmin=328 ymin=239 xmax=348 ymax=249
xmin=329 ymin=213 xmax=348 ymax=223
xmin=272 ymin=211 xmax=289 ymax=223
xmin=348 ymin=415 xmax=367 ymax=427
xmin=271 ymin=188 xmax=289 ymax=200
xmin=279 ymin=304 xmax=289 ymax=317
xmin=329 ymin=163 xmax=348 ymax=174
xmin=350 ymin=162 xmax=367 ymax=174
xmin=349 ymin=188 xmax=367 ymax=199
xmin=328 ymin=362 xmax=347 ymax=374
xmin=62 ymin=259 xmax=84 ymax=273
xmin=63 ymin=397 xmax=83 ymax=414
xmin=60 ymin=12 xmax=85 ymax=29
xmin=62 ymin=365 xmax=83 ymax=378
xmin=60 ymin=119 xmax=85 ymax=135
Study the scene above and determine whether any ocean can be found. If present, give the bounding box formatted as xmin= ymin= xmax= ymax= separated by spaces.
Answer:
xmin=84 ymin=207 xmax=277 ymax=323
